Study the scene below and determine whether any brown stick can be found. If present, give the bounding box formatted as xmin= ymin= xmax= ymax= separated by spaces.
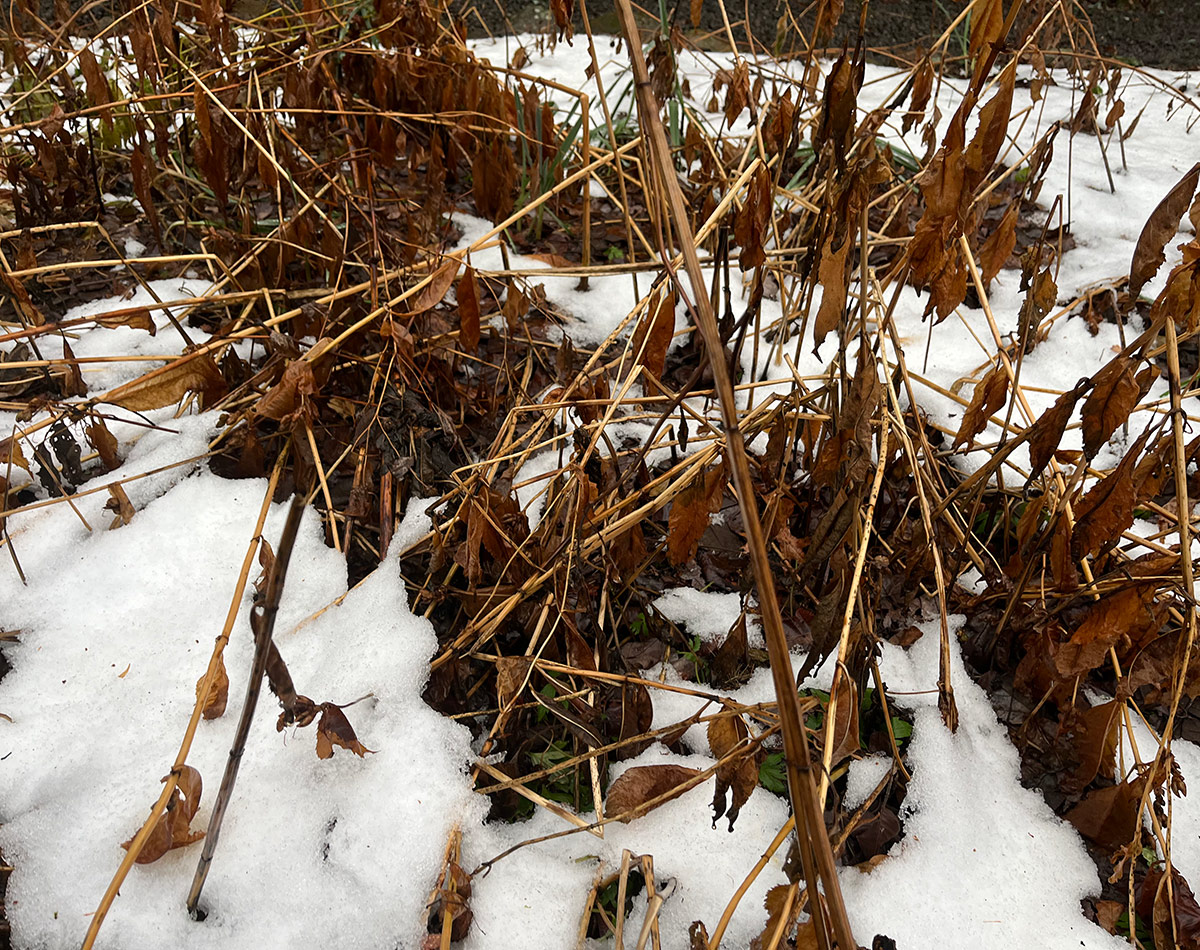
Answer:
xmin=609 ymin=6 xmax=856 ymax=948
xmin=186 ymin=489 xmax=308 ymax=916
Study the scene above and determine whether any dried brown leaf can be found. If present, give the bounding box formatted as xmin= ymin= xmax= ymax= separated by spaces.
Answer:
xmin=458 ymin=267 xmax=481 ymax=352
xmin=1130 ymin=162 xmax=1200 ymax=299
xmin=605 ymin=763 xmax=703 ymax=822
xmin=667 ymin=464 xmax=726 ymax=565
xmin=408 ymin=258 xmax=461 ymax=316
xmin=953 ymin=362 xmax=1008 ymax=450
xmin=105 ymin=353 xmax=225 ymax=412
xmin=631 ymin=287 xmax=675 ymax=382
xmin=315 ymin=703 xmax=374 ymax=759
xmin=1081 ymin=357 xmax=1139 ymax=459
xmin=195 ymin=655 xmax=229 ymax=720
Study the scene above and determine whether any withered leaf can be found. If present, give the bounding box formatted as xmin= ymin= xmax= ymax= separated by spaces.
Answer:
xmin=1061 ymin=700 xmax=1120 ymax=793
xmin=458 ymin=266 xmax=481 ymax=351
xmin=708 ymin=708 xmax=757 ymax=830
xmin=1129 ymin=162 xmax=1200 ymax=300
xmin=495 ymin=656 xmax=532 ymax=710
xmin=255 ymin=359 xmax=317 ymax=421
xmin=130 ymin=143 xmax=162 ymax=248
xmin=95 ymin=307 xmax=156 ymax=334
xmin=667 ymin=464 xmax=726 ymax=566
xmin=86 ymin=418 xmax=121 ymax=471
xmin=1137 ymin=867 xmax=1200 ymax=950
xmin=953 ymin=361 xmax=1008 ymax=451
xmin=605 ymin=763 xmax=703 ymax=822
xmin=967 ymin=0 xmax=1004 ymax=64
xmin=408 ymin=258 xmax=461 ymax=316
xmin=1055 ymin=585 xmax=1160 ymax=679
xmin=121 ymin=765 xmax=205 ymax=863
xmin=1081 ymin=356 xmax=1139 ymax=459
xmin=978 ymin=202 xmax=1019 ymax=287
xmin=735 ymin=163 xmax=771 ymax=271
xmin=1027 ymin=385 xmax=1083 ymax=482
xmin=105 ymin=353 xmax=225 ymax=412
xmin=711 ymin=613 xmax=749 ymax=688
xmin=826 ymin=671 xmax=860 ymax=766
xmin=315 ymin=703 xmax=374 ymax=759
xmin=1072 ymin=426 xmax=1149 ymax=557
xmin=105 ymin=483 xmax=135 ymax=528
xmin=195 ymin=655 xmax=229 ymax=720
xmin=813 ymin=225 xmax=851 ymax=351
xmin=631 ymin=286 xmax=675 ymax=383
xmin=77 ymin=46 xmax=112 ymax=129
xmin=1066 ymin=774 xmax=1147 ymax=851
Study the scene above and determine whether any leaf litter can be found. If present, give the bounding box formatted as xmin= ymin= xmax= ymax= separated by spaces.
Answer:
xmin=1 ymin=0 xmax=1200 ymax=948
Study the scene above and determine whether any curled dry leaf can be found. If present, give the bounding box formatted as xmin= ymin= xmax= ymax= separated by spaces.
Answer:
xmin=121 ymin=765 xmax=205 ymax=863
xmin=495 ymin=655 xmax=532 ymax=710
xmin=428 ymin=861 xmax=473 ymax=942
xmin=195 ymin=655 xmax=229 ymax=720
xmin=708 ymin=708 xmax=757 ymax=831
xmin=953 ymin=361 xmax=1008 ymax=451
xmin=605 ymin=763 xmax=703 ymax=822
xmin=1055 ymin=585 xmax=1162 ymax=679
xmin=315 ymin=702 xmax=374 ymax=759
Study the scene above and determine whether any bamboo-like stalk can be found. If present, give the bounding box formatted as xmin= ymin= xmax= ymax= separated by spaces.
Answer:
xmin=609 ymin=5 xmax=856 ymax=948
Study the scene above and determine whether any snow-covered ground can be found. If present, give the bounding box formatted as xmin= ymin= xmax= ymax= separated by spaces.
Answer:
xmin=2 ymin=32 xmax=1199 ymax=950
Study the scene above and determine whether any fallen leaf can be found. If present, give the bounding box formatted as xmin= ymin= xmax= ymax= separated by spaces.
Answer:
xmin=605 ymin=764 xmax=703 ymax=821
xmin=105 ymin=353 xmax=225 ymax=412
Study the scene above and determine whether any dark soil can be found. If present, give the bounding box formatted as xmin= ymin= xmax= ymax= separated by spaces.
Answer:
xmin=462 ymin=0 xmax=1200 ymax=70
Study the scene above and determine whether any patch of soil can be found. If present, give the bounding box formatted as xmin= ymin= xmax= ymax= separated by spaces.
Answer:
xmin=462 ymin=0 xmax=1200 ymax=71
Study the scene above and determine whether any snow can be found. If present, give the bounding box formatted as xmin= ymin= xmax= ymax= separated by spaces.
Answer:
xmin=840 ymin=620 xmax=1127 ymax=949
xmin=2 ymin=27 xmax=1199 ymax=950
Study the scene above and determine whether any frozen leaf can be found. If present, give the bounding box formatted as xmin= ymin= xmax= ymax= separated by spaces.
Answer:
xmin=953 ymin=361 xmax=1008 ymax=451
xmin=1129 ymin=162 xmax=1200 ymax=300
xmin=315 ymin=702 xmax=374 ymax=759
xmin=1081 ymin=357 xmax=1139 ymax=459
xmin=106 ymin=353 xmax=225 ymax=412
xmin=195 ymin=655 xmax=229 ymax=720
xmin=667 ymin=464 xmax=726 ymax=565
xmin=605 ymin=764 xmax=703 ymax=821
xmin=631 ymin=286 xmax=675 ymax=382
xmin=708 ymin=709 xmax=757 ymax=830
